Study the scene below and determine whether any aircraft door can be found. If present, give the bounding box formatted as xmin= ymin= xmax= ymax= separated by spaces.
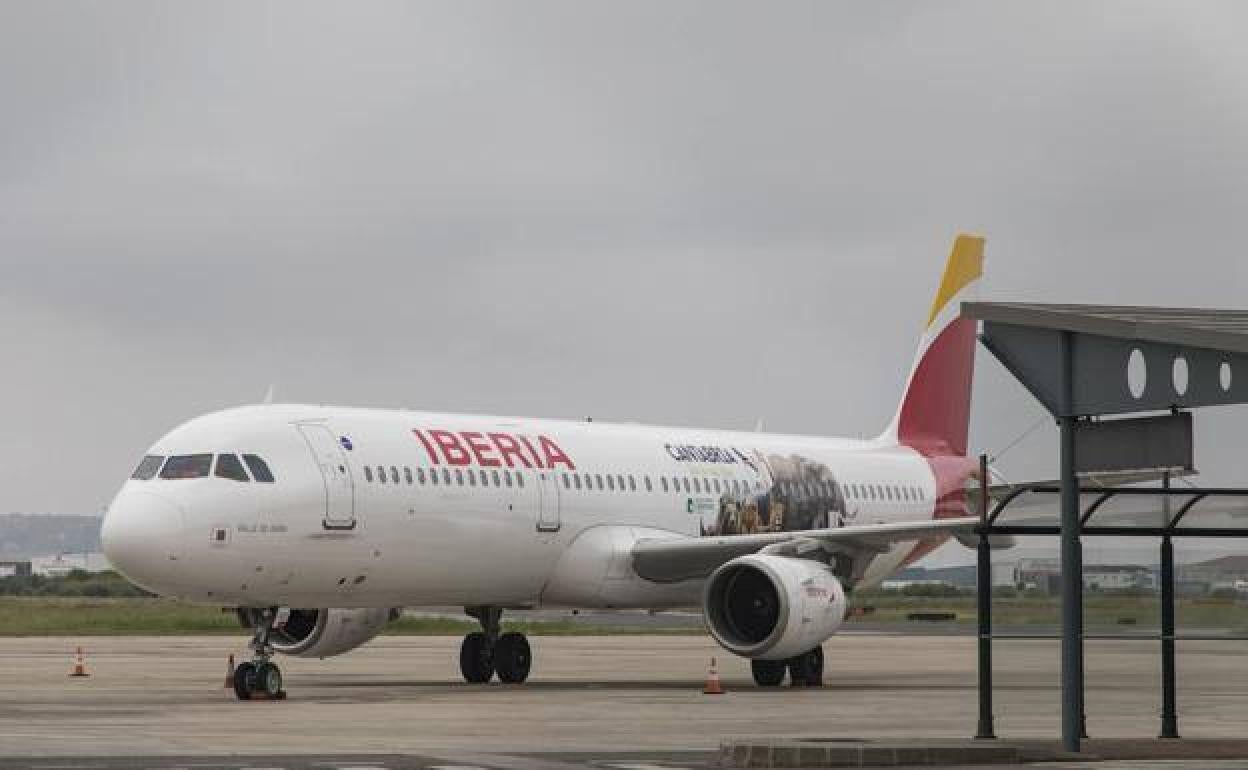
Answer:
xmin=295 ymin=423 xmax=356 ymax=530
xmin=536 ymin=471 xmax=561 ymax=532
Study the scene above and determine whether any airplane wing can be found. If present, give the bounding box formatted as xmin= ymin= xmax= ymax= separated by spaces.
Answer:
xmin=631 ymin=517 xmax=978 ymax=584
xmin=972 ymin=468 xmax=1197 ymax=512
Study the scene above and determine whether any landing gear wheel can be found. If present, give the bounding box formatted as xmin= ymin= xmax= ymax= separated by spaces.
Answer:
xmin=459 ymin=631 xmax=495 ymax=683
xmin=232 ymin=660 xmax=257 ymax=700
xmin=751 ymin=659 xmax=787 ymax=687
xmin=494 ymin=632 xmax=531 ymax=684
xmin=254 ymin=661 xmax=284 ymax=698
xmin=788 ymin=646 xmax=824 ymax=687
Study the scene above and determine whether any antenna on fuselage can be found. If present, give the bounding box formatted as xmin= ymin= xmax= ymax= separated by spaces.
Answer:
xmin=262 ymin=384 xmax=276 ymax=405
xmin=754 ymin=417 xmax=765 ymax=432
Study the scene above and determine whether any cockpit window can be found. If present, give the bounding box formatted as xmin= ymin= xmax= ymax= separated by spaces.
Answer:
xmin=242 ymin=454 xmax=275 ymax=483
xmin=159 ymin=454 xmax=213 ymax=479
xmin=214 ymin=454 xmax=250 ymax=482
xmin=131 ymin=455 xmax=164 ymax=480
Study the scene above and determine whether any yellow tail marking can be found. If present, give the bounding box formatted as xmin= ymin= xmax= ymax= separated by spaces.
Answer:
xmin=926 ymin=234 xmax=985 ymax=328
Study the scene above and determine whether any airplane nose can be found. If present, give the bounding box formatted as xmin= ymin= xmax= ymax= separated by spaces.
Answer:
xmin=101 ymin=489 xmax=187 ymax=594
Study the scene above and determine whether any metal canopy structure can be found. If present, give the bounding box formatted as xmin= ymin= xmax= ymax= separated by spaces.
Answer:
xmin=964 ymin=303 xmax=1248 ymax=417
xmin=961 ymin=302 xmax=1248 ymax=753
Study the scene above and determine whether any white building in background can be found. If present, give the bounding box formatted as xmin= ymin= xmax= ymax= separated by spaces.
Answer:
xmin=29 ymin=552 xmax=112 ymax=577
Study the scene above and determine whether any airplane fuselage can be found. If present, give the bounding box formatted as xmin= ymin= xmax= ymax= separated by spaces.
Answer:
xmin=103 ymin=404 xmax=957 ymax=610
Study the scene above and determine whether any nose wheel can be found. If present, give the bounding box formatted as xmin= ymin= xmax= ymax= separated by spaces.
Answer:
xmin=460 ymin=606 xmax=532 ymax=684
xmin=234 ymin=607 xmax=288 ymax=700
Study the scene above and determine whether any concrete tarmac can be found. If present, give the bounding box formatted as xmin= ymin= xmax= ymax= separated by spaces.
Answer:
xmin=2 ymin=633 xmax=1247 ymax=767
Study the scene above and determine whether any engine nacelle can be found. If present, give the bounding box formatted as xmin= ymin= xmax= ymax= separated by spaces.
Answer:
xmin=703 ymin=554 xmax=847 ymax=661
xmin=237 ymin=607 xmax=397 ymax=658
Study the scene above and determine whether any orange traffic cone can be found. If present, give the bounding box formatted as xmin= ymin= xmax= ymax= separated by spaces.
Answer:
xmin=703 ymin=656 xmax=724 ymax=695
xmin=224 ymin=654 xmax=235 ymax=689
xmin=69 ymin=646 xmax=89 ymax=677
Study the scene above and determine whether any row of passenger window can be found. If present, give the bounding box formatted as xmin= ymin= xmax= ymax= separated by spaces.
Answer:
xmin=131 ymin=453 xmax=275 ymax=483
xmin=357 ymin=462 xmax=924 ymax=504
xmin=845 ymin=483 xmax=926 ymax=503
xmin=364 ymin=464 xmax=527 ymax=489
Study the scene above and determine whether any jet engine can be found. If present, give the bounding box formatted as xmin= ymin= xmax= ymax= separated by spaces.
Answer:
xmin=703 ymin=554 xmax=847 ymax=661
xmin=236 ymin=607 xmax=397 ymax=658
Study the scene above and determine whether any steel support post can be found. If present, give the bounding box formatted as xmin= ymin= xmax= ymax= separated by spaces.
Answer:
xmin=1160 ymin=529 xmax=1179 ymax=738
xmin=975 ymin=453 xmax=996 ymax=740
xmin=1059 ymin=331 xmax=1084 ymax=753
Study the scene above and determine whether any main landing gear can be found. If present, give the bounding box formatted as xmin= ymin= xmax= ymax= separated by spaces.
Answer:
xmin=234 ymin=607 xmax=287 ymax=700
xmin=751 ymin=646 xmax=824 ymax=688
xmin=460 ymin=606 xmax=531 ymax=684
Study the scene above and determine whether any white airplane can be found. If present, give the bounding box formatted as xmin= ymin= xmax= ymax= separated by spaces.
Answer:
xmin=102 ymin=235 xmax=985 ymax=700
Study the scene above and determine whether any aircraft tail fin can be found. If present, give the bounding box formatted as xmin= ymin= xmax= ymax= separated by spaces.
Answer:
xmin=879 ymin=234 xmax=985 ymax=457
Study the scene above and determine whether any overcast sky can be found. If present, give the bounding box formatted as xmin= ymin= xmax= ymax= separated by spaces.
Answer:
xmin=3 ymin=2 xmax=1247 ymax=535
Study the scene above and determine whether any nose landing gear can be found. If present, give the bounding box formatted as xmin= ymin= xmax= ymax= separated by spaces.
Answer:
xmin=459 ymin=606 xmax=532 ymax=684
xmin=233 ymin=607 xmax=287 ymax=700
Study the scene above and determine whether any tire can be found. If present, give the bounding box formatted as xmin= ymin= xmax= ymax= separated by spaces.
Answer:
xmin=751 ymin=659 xmax=787 ymax=687
xmin=788 ymin=646 xmax=824 ymax=687
xmin=254 ymin=661 xmax=283 ymax=697
xmin=459 ymin=631 xmax=494 ymax=683
xmin=494 ymin=632 xmax=531 ymax=684
xmin=232 ymin=661 xmax=257 ymax=701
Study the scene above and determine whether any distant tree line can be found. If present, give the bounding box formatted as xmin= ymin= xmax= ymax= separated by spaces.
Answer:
xmin=0 ymin=569 xmax=153 ymax=597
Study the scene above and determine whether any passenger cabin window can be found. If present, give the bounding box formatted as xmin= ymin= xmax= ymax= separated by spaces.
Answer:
xmin=377 ymin=466 xmax=387 ymax=484
xmin=404 ymin=467 xmax=413 ymax=484
xmin=390 ymin=466 xmax=400 ymax=484
xmin=131 ymin=455 xmax=164 ymax=480
xmin=214 ymin=454 xmax=250 ymax=482
xmin=480 ymin=469 xmax=489 ymax=486
xmin=417 ymin=468 xmax=426 ymax=484
xmin=364 ymin=466 xmax=374 ymax=482
xmin=160 ymin=454 xmax=212 ymax=480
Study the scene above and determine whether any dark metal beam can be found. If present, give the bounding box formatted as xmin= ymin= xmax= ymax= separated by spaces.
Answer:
xmin=982 ymin=526 xmax=1248 ymax=538
xmin=1059 ymin=330 xmax=1084 ymax=753
xmin=1160 ymin=533 xmax=1179 ymax=739
xmin=975 ymin=453 xmax=996 ymax=741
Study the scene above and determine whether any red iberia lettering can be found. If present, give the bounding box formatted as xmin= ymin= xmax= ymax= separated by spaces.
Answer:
xmin=428 ymin=429 xmax=472 ymax=465
xmin=460 ymin=431 xmax=501 ymax=467
xmin=412 ymin=430 xmax=441 ymax=465
xmin=415 ymin=427 xmax=577 ymax=470
xmin=517 ymin=435 xmax=545 ymax=469
xmin=538 ymin=435 xmax=576 ymax=470
xmin=488 ymin=432 xmax=533 ymax=468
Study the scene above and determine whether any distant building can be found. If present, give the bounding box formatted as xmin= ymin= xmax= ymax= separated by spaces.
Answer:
xmin=29 ymin=552 xmax=112 ymax=577
xmin=0 ymin=560 xmax=32 ymax=578
xmin=1015 ymin=558 xmax=1061 ymax=592
xmin=880 ymin=579 xmax=958 ymax=591
xmin=1014 ymin=558 xmax=1155 ymax=593
xmin=1083 ymin=564 xmax=1154 ymax=591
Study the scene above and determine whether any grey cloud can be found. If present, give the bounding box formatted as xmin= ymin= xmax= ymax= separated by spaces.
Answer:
xmin=1 ymin=1 xmax=1246 ymax=519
